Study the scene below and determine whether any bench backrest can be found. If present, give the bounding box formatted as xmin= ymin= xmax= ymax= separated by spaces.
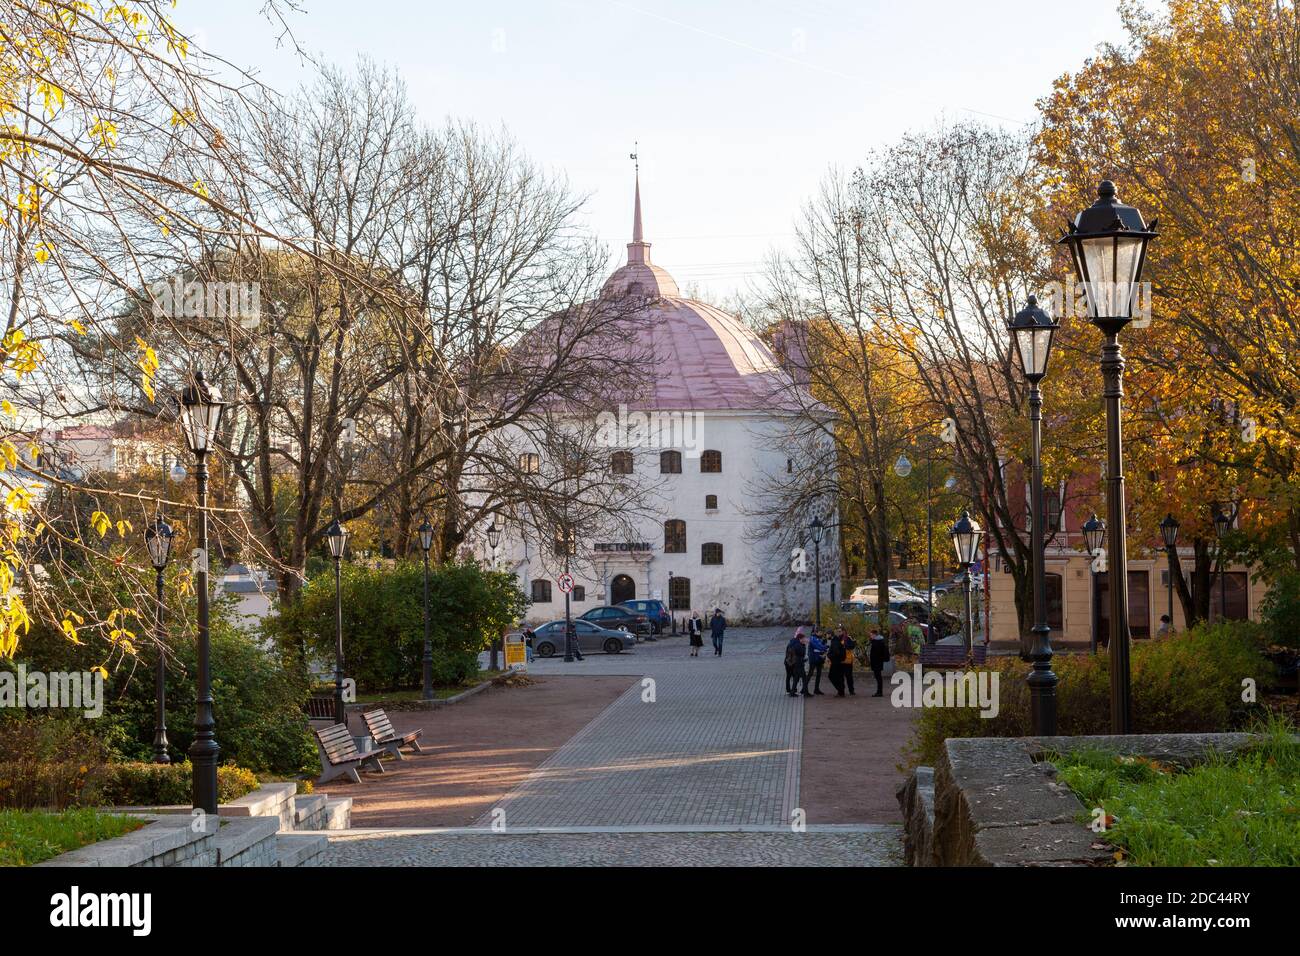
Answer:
xmin=363 ymin=709 xmax=397 ymax=743
xmin=315 ymin=722 xmax=359 ymax=764
xmin=920 ymin=645 xmax=989 ymax=667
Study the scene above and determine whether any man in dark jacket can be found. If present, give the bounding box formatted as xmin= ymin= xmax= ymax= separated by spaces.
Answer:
xmin=784 ymin=630 xmax=808 ymax=697
xmin=806 ymin=628 xmax=827 ymax=695
xmin=868 ymin=627 xmax=889 ymax=697
xmin=710 ymin=608 xmax=727 ymax=656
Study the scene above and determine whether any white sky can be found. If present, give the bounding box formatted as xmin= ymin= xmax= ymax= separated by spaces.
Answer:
xmin=184 ymin=0 xmax=1140 ymax=299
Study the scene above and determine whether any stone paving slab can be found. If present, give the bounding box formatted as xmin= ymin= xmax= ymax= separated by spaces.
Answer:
xmin=474 ymin=633 xmax=802 ymax=828
xmin=322 ymin=826 xmax=903 ymax=866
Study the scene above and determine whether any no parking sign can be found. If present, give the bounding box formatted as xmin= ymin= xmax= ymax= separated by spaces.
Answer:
xmin=558 ymin=573 xmax=575 ymax=594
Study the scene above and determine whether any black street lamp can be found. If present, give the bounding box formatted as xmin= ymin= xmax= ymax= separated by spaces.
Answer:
xmin=486 ymin=520 xmax=503 ymax=668
xmin=1060 ymin=180 xmax=1158 ymax=735
xmin=145 ymin=516 xmax=174 ymax=765
xmin=324 ymin=518 xmax=350 ymax=724
xmin=810 ymin=515 xmax=824 ymax=629
xmin=1082 ymin=513 xmax=1106 ymax=654
xmin=1212 ymin=502 xmax=1235 ymax=621
xmin=1160 ymin=513 xmax=1180 ymax=631
xmin=178 ymin=370 xmax=226 ymax=814
xmin=949 ymin=510 xmax=982 ymax=655
xmin=1009 ymin=294 xmax=1060 ymax=736
xmin=417 ymin=519 xmax=434 ymax=700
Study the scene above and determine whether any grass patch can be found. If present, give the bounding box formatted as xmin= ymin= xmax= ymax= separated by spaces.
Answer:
xmin=1050 ymin=717 xmax=1300 ymax=866
xmin=355 ymin=670 xmax=502 ymax=704
xmin=0 ymin=808 xmax=145 ymax=867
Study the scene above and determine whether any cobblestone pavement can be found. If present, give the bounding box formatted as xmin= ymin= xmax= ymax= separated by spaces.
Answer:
xmin=473 ymin=628 xmax=800 ymax=828
xmin=325 ymin=628 xmax=904 ymax=865
xmin=323 ymin=825 xmax=902 ymax=866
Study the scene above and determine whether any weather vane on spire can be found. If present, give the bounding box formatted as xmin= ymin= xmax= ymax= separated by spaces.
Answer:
xmin=630 ymin=141 xmax=638 ymax=175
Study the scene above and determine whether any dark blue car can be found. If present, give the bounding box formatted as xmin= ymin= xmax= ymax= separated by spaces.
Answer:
xmin=618 ymin=599 xmax=671 ymax=634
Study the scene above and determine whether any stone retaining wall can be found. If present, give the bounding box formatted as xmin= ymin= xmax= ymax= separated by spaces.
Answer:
xmin=36 ymin=814 xmax=217 ymax=868
xmin=899 ymin=732 xmax=1267 ymax=867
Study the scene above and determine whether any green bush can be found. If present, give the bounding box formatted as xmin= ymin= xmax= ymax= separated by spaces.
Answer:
xmin=906 ymin=621 xmax=1274 ymax=766
xmin=267 ymin=560 xmax=526 ymax=694
xmin=4 ymin=603 xmax=318 ymax=776
xmin=100 ymin=761 xmax=259 ymax=806
xmin=0 ymin=718 xmax=111 ymax=810
xmin=1260 ymin=569 xmax=1300 ymax=648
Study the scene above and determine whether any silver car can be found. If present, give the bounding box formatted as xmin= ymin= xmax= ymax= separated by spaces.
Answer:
xmin=527 ymin=619 xmax=636 ymax=657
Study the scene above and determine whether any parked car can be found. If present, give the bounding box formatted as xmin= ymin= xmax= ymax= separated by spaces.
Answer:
xmin=617 ymin=599 xmax=671 ymax=634
xmin=580 ymin=605 xmax=651 ymax=636
xmin=525 ymin=619 xmax=637 ymax=657
xmin=849 ymin=580 xmax=925 ymax=604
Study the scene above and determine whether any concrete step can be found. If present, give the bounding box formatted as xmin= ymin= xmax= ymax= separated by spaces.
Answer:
xmin=292 ymin=793 xmax=328 ymax=831
xmin=276 ymin=832 xmax=328 ymax=867
xmin=215 ymin=816 xmax=281 ymax=867
xmin=323 ymin=797 xmax=353 ymax=830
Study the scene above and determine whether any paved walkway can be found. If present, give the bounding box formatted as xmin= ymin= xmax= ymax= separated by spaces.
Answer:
xmin=323 ymin=628 xmax=905 ymax=865
xmin=323 ymin=825 xmax=901 ymax=866
xmin=474 ymin=629 xmax=801 ymax=827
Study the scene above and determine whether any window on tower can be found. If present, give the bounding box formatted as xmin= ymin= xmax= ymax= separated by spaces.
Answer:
xmin=660 ymin=450 xmax=682 ymax=474
xmin=700 ymin=450 xmax=722 ymax=473
xmin=701 ymin=542 xmax=723 ymax=565
xmin=610 ymin=451 xmax=634 ymax=475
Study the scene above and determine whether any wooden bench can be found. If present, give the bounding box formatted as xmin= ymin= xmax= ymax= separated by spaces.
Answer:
xmin=918 ymin=643 xmax=989 ymax=669
xmin=313 ymin=723 xmax=387 ymax=785
xmin=362 ymin=709 xmax=425 ymax=760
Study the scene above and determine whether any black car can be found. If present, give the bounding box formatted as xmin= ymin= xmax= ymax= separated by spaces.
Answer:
xmin=579 ymin=605 xmax=651 ymax=636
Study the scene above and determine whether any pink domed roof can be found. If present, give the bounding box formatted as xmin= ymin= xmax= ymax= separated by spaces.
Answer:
xmin=601 ymin=176 xmax=805 ymax=412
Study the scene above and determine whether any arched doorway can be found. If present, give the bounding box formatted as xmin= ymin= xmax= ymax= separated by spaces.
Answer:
xmin=610 ymin=574 xmax=636 ymax=605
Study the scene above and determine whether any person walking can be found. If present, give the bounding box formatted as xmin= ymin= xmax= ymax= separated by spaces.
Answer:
xmin=806 ymin=627 xmax=827 ymax=695
xmin=784 ymin=627 xmax=808 ymax=697
xmin=522 ymin=623 xmax=536 ymax=664
xmin=837 ymin=624 xmax=857 ymax=697
xmin=826 ymin=629 xmax=846 ymax=696
xmin=710 ymin=608 xmax=727 ymax=656
xmin=566 ymin=620 xmax=585 ymax=661
xmin=868 ymin=626 xmax=889 ymax=697
xmin=687 ymin=611 xmax=704 ymax=656
xmin=840 ymin=625 xmax=857 ymax=696
xmin=1157 ymin=614 xmax=1173 ymax=637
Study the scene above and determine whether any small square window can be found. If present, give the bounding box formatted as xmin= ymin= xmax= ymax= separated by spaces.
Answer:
xmin=705 ymin=494 xmax=718 ymax=510
xmin=519 ymin=452 xmax=540 ymax=474
xmin=572 ymin=585 xmax=585 ymax=602
xmin=531 ymin=579 xmax=552 ymax=603
xmin=701 ymin=542 xmax=723 ymax=565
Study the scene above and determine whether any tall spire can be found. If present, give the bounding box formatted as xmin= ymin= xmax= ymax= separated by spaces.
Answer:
xmin=625 ymin=151 xmax=650 ymax=266
xmin=633 ymin=169 xmax=644 ymax=243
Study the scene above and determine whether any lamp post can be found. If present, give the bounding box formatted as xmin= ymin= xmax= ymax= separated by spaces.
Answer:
xmin=177 ymin=370 xmax=226 ymax=815
xmin=1082 ymin=513 xmax=1106 ymax=655
xmin=1160 ymin=513 xmax=1180 ymax=630
xmin=417 ymin=519 xmax=434 ymax=700
xmin=1212 ymin=503 xmax=1234 ymax=621
xmin=1008 ymin=295 xmax=1060 ymax=735
xmin=810 ymin=515 xmax=824 ymax=629
xmin=486 ymin=521 xmax=502 ymax=668
xmin=324 ymin=518 xmax=350 ymax=724
xmin=949 ymin=510 xmax=982 ymax=655
xmin=1060 ymin=180 xmax=1157 ymax=735
xmin=145 ymin=516 xmax=174 ymax=764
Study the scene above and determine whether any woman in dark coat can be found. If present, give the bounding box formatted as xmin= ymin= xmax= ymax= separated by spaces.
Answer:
xmin=868 ymin=627 xmax=890 ymax=697
xmin=687 ymin=611 xmax=704 ymax=656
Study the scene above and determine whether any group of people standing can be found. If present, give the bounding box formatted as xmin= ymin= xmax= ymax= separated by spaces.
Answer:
xmin=784 ymin=625 xmax=890 ymax=698
xmin=687 ymin=609 xmax=727 ymax=657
